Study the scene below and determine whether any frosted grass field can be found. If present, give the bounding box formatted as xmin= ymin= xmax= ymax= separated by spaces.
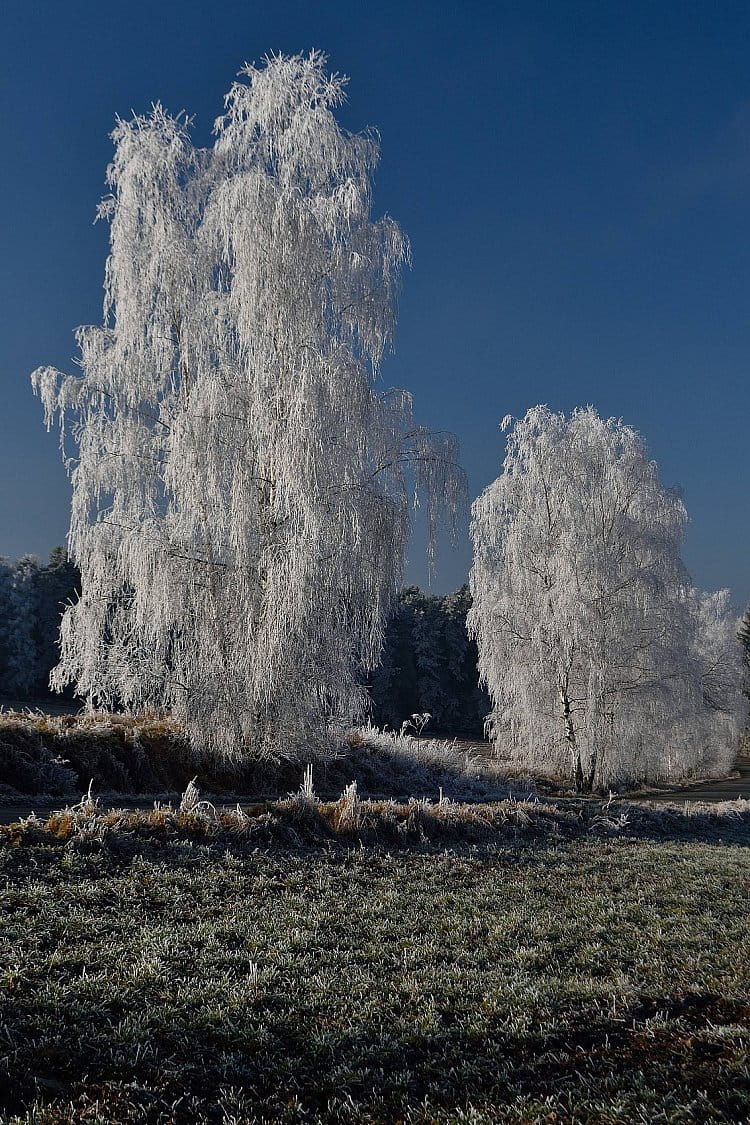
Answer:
xmin=0 ymin=796 xmax=749 ymax=1123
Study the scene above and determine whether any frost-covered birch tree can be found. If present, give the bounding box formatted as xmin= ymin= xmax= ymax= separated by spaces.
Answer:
xmin=468 ymin=406 xmax=742 ymax=791
xmin=31 ymin=52 xmax=464 ymax=758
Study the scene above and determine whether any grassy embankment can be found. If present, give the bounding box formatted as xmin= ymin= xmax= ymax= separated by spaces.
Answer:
xmin=0 ymin=710 xmax=519 ymax=806
xmin=0 ymin=785 xmax=749 ymax=1124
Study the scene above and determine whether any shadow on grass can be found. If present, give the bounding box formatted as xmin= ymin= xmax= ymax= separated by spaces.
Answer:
xmin=0 ymin=712 xmax=520 ymax=807
xmin=2 ymin=989 xmax=748 ymax=1122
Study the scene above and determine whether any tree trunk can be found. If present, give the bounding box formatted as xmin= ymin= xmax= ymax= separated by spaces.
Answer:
xmin=559 ymin=685 xmax=584 ymax=792
xmin=585 ymin=751 xmax=597 ymax=793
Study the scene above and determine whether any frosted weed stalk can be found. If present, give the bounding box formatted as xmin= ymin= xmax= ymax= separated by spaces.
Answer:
xmin=399 ymin=711 xmax=432 ymax=737
xmin=299 ymin=763 xmax=317 ymax=802
xmin=178 ymin=776 xmax=216 ymax=818
xmin=333 ymin=780 xmax=362 ymax=832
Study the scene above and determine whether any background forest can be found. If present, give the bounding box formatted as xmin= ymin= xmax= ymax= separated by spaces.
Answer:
xmin=3 ymin=548 xmax=750 ymax=747
xmin=0 ymin=551 xmax=79 ymax=701
xmin=0 ymin=554 xmax=488 ymax=735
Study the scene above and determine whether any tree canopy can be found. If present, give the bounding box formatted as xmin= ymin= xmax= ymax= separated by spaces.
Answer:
xmin=469 ymin=406 xmax=742 ymax=791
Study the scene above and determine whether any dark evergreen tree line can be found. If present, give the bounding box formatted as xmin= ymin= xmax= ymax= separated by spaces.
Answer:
xmin=0 ymin=549 xmax=80 ymax=701
xmin=0 ymin=558 xmax=487 ymax=734
xmin=369 ymin=586 xmax=489 ymax=736
xmin=738 ymin=606 xmax=750 ymax=709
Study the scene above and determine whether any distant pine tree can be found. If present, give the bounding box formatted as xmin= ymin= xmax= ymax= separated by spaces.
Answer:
xmin=34 ymin=548 xmax=80 ymax=698
xmin=370 ymin=588 xmax=421 ymax=729
xmin=441 ymin=585 xmax=490 ymax=732
xmin=0 ymin=549 xmax=81 ymax=701
xmin=412 ymin=594 xmax=444 ymax=723
xmin=370 ymin=585 xmax=487 ymax=735
xmin=0 ymin=560 xmax=14 ymax=693
xmin=4 ymin=555 xmax=41 ymax=697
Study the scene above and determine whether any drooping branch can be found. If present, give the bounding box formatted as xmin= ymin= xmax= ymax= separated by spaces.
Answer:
xmin=31 ymin=51 xmax=466 ymax=760
xmin=469 ymin=406 xmax=742 ymax=791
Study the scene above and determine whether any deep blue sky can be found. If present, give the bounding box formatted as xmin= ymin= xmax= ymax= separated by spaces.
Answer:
xmin=2 ymin=0 xmax=750 ymax=604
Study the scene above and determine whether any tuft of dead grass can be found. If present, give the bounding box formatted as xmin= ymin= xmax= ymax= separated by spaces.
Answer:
xmin=3 ymin=778 xmax=749 ymax=851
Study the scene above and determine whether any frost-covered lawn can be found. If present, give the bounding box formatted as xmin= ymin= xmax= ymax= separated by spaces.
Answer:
xmin=1 ymin=834 xmax=749 ymax=1123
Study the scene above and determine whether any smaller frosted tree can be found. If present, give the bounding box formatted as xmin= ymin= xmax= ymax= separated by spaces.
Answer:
xmin=468 ymin=406 xmax=742 ymax=791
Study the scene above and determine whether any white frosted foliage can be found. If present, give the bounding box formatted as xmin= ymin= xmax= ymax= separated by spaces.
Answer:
xmin=31 ymin=52 xmax=464 ymax=758
xmin=468 ymin=405 xmax=742 ymax=791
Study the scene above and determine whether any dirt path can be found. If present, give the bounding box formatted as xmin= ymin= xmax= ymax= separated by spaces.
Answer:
xmin=451 ymin=739 xmax=750 ymax=805
xmin=0 ymin=796 xmax=169 ymax=825
xmin=0 ymin=696 xmax=81 ymax=716
xmin=630 ymin=758 xmax=750 ymax=805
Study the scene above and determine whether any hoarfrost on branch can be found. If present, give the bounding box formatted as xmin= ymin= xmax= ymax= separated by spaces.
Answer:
xmin=31 ymin=52 xmax=465 ymax=759
xmin=468 ymin=405 xmax=742 ymax=791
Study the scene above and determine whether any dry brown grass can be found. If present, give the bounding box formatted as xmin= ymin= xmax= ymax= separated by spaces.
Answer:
xmin=4 ymin=778 xmax=749 ymax=852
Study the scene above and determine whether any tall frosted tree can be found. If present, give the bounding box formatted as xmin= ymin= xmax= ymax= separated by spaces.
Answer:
xmin=32 ymin=52 xmax=464 ymax=758
xmin=468 ymin=406 xmax=742 ymax=791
